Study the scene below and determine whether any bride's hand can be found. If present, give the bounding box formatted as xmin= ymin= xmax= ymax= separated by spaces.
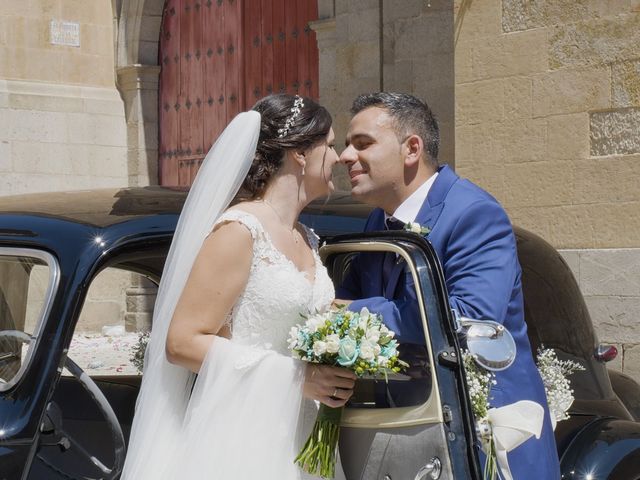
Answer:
xmin=331 ymin=299 xmax=352 ymax=309
xmin=303 ymin=364 xmax=357 ymax=408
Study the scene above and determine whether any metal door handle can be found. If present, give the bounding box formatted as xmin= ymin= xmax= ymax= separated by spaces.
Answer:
xmin=414 ymin=457 xmax=442 ymax=480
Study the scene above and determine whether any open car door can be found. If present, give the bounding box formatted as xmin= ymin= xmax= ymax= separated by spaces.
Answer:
xmin=321 ymin=232 xmax=482 ymax=480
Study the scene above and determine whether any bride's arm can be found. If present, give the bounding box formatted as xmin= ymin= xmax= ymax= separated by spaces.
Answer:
xmin=165 ymin=221 xmax=253 ymax=373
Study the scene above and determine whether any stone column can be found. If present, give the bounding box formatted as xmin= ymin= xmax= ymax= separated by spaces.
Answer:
xmin=116 ymin=64 xmax=161 ymax=187
xmin=125 ymin=274 xmax=157 ymax=332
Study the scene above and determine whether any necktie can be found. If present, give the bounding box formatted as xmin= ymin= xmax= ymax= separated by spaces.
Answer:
xmin=382 ymin=218 xmax=404 ymax=288
xmin=385 ymin=217 xmax=405 ymax=231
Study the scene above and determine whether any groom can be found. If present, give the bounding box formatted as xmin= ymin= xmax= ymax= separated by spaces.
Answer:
xmin=336 ymin=92 xmax=560 ymax=479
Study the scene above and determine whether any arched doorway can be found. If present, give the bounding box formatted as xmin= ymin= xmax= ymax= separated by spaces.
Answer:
xmin=158 ymin=0 xmax=320 ymax=186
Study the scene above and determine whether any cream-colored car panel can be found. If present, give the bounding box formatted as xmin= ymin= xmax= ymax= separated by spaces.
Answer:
xmin=320 ymin=241 xmax=443 ymax=429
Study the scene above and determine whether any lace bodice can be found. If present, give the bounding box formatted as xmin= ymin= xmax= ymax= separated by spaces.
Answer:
xmin=213 ymin=209 xmax=335 ymax=354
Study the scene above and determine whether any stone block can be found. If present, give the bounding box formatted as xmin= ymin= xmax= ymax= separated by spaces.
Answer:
xmin=540 ymin=202 xmax=640 ymax=249
xmin=585 ymin=296 xmax=640 ymax=344
xmin=503 ymin=160 xmax=573 ymax=208
xmin=317 ymin=0 xmax=335 ymax=19
xmin=580 ymin=249 xmax=640 ymax=296
xmin=612 ymin=60 xmax=640 ymax=108
xmin=455 ymin=0 xmax=502 ymax=40
xmin=456 ymin=163 xmax=505 ymax=204
xmin=532 ymin=67 xmax=610 ymax=117
xmin=546 ymin=113 xmax=590 ymax=160
xmin=456 ymin=78 xmax=504 ymax=125
xmin=83 ymin=97 xmax=125 ymax=116
xmin=347 ymin=8 xmax=379 ymax=42
xmin=558 ymin=249 xmax=580 ymax=280
xmin=89 ymin=145 xmax=127 ymax=178
xmin=11 ymin=141 xmax=72 ymax=174
xmin=61 ymin=0 xmax=111 ymax=25
xmin=139 ymin=14 xmax=162 ymax=43
xmin=383 ymin=0 xmax=428 ymax=22
xmin=94 ymin=114 xmax=127 ymax=147
xmin=502 ymin=0 xmax=545 ymax=32
xmin=574 ymin=155 xmax=640 ymax=204
xmin=623 ymin=343 xmax=640 ymax=382
xmin=502 ymin=0 xmax=638 ymax=33
xmin=471 ymin=28 xmax=547 ymax=80
xmin=0 ymin=140 xmax=10 ymax=172
xmin=24 ymin=48 xmax=63 ymax=84
xmin=66 ymin=112 xmax=93 ymax=144
xmin=125 ymin=312 xmax=153 ymax=332
xmin=503 ymin=76 xmax=533 ymax=120
xmin=67 ymin=144 xmax=91 ymax=175
xmin=86 ymin=268 xmax=131 ymax=300
xmin=590 ymin=108 xmax=640 ymax=156
xmin=549 ymin=14 xmax=640 ymax=69
xmin=61 ymin=51 xmax=114 ymax=88
xmin=80 ymin=24 xmax=115 ymax=56
xmin=454 ymin=125 xmax=472 ymax=167
xmin=7 ymin=16 xmax=47 ymax=49
xmin=8 ymin=109 xmax=67 ymax=143
xmin=77 ymin=301 xmax=123 ymax=332
xmin=395 ymin=13 xmax=452 ymax=60
xmin=465 ymin=122 xmax=506 ymax=166
xmin=454 ymin=40 xmax=473 ymax=84
xmin=501 ymin=117 xmax=547 ymax=163
xmin=9 ymin=92 xmax=84 ymax=113
xmin=138 ymin=40 xmax=158 ymax=66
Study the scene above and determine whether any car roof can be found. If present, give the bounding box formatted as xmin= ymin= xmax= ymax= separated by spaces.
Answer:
xmin=0 ymin=187 xmax=372 ymax=235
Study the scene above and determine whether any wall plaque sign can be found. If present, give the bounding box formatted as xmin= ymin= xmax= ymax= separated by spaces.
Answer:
xmin=50 ymin=20 xmax=80 ymax=47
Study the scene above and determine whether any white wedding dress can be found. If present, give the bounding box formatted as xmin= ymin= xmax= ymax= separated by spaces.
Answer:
xmin=162 ymin=209 xmax=347 ymax=479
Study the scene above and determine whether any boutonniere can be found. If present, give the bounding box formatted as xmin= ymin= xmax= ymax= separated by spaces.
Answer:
xmin=404 ymin=222 xmax=431 ymax=235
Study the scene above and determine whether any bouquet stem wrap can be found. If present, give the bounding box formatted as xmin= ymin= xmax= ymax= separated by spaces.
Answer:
xmin=295 ymin=404 xmax=344 ymax=478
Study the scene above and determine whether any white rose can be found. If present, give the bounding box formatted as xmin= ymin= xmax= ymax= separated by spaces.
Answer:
xmin=307 ymin=316 xmax=325 ymax=333
xmin=409 ymin=223 xmax=422 ymax=233
xmin=365 ymin=328 xmax=380 ymax=344
xmin=359 ymin=340 xmax=375 ymax=361
xmin=359 ymin=307 xmax=370 ymax=322
xmin=325 ymin=334 xmax=340 ymax=354
xmin=287 ymin=327 xmax=300 ymax=349
xmin=377 ymin=355 xmax=389 ymax=367
xmin=374 ymin=343 xmax=381 ymax=356
xmin=313 ymin=341 xmax=327 ymax=356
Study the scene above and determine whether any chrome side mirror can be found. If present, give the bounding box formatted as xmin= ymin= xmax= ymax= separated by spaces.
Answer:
xmin=453 ymin=309 xmax=516 ymax=371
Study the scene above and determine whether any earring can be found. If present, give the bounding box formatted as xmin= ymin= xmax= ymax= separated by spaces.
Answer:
xmin=302 ymin=163 xmax=306 ymax=176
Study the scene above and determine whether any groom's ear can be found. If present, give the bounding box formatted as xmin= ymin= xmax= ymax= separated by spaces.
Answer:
xmin=403 ymin=134 xmax=423 ymax=168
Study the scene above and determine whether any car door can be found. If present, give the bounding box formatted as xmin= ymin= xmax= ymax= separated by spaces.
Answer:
xmin=321 ymin=233 xmax=481 ymax=480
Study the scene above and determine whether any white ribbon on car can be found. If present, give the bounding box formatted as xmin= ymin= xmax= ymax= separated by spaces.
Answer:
xmin=483 ymin=400 xmax=545 ymax=480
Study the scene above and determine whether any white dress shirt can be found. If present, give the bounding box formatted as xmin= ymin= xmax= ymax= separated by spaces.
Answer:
xmin=386 ymin=172 xmax=439 ymax=226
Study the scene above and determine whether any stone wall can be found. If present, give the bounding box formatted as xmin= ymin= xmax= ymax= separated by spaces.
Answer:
xmin=317 ymin=1 xmax=640 ymax=382
xmin=0 ymin=0 xmax=128 ymax=196
xmin=454 ymin=0 xmax=640 ymax=381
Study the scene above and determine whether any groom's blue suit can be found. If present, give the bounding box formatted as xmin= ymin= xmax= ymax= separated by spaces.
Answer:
xmin=337 ymin=165 xmax=561 ymax=479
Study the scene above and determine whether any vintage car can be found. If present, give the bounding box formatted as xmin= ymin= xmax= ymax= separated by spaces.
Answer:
xmin=1 ymin=187 xmax=639 ymax=480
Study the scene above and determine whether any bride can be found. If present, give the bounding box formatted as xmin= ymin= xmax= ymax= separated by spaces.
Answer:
xmin=121 ymin=94 xmax=354 ymax=479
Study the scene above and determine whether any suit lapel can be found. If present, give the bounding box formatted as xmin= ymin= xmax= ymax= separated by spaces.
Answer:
xmin=415 ymin=164 xmax=458 ymax=230
xmin=385 ymin=165 xmax=459 ymax=297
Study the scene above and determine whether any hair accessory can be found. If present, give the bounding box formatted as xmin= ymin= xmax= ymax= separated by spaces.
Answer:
xmin=277 ymin=95 xmax=305 ymax=138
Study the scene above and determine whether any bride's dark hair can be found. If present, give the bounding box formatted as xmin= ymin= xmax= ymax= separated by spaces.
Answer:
xmin=242 ymin=94 xmax=332 ymax=198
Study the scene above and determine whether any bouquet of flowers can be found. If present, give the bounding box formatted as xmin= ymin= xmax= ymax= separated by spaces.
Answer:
xmin=463 ymin=347 xmax=583 ymax=480
xmin=288 ymin=306 xmax=407 ymax=478
xmin=536 ymin=347 xmax=584 ymax=429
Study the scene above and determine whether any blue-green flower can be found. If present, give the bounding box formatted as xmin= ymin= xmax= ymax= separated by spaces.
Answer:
xmin=337 ymin=337 xmax=359 ymax=366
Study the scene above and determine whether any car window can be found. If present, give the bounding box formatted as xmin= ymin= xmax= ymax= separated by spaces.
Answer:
xmin=0 ymin=248 xmax=58 ymax=390
xmin=324 ymin=248 xmax=434 ymax=412
xmin=65 ymin=268 xmax=157 ymax=376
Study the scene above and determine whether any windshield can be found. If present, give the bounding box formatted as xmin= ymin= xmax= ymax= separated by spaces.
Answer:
xmin=0 ymin=248 xmax=59 ymax=391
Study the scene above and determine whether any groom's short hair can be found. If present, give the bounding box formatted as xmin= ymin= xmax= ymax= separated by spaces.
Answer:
xmin=351 ymin=92 xmax=439 ymax=167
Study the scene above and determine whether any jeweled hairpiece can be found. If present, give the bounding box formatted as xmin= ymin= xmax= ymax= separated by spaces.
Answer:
xmin=277 ymin=95 xmax=305 ymax=138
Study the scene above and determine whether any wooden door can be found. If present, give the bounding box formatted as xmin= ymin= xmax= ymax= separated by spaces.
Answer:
xmin=158 ymin=0 xmax=319 ymax=187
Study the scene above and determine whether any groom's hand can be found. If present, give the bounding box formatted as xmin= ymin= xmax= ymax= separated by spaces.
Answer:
xmin=303 ymin=364 xmax=356 ymax=408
